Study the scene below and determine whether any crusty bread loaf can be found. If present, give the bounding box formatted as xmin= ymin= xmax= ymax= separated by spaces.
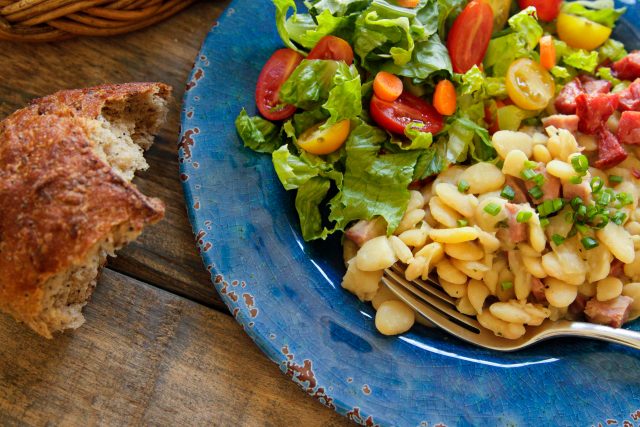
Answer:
xmin=0 ymin=83 xmax=170 ymax=338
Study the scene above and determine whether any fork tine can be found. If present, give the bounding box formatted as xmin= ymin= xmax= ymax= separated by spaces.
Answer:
xmin=390 ymin=264 xmax=456 ymax=305
xmin=382 ymin=277 xmax=488 ymax=345
xmin=384 ymin=269 xmax=482 ymax=330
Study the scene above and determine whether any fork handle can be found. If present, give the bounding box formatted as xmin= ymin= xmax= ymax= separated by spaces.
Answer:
xmin=549 ymin=322 xmax=640 ymax=350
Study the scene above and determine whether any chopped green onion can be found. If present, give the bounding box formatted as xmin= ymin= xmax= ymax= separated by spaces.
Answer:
xmin=591 ymin=177 xmax=604 ymax=193
xmin=501 ymin=281 xmax=513 ymax=290
xmin=570 ymin=197 xmax=583 ymax=210
xmin=616 ymin=192 xmax=634 ymax=206
xmin=581 ymin=237 xmax=599 ymax=250
xmin=458 ymin=179 xmax=470 ymax=193
xmin=533 ymin=173 xmax=545 ymax=186
xmin=539 ymin=218 xmax=550 ymax=228
xmin=484 ymin=202 xmax=501 ymax=216
xmin=457 ymin=219 xmax=469 ymax=227
xmin=577 ymin=205 xmax=587 ymax=219
xmin=569 ymin=175 xmax=583 ymax=185
xmin=500 ymin=185 xmax=516 ymax=200
xmin=538 ymin=198 xmax=563 ymax=217
xmin=524 ymin=160 xmax=538 ymax=169
xmin=567 ymin=226 xmax=578 ymax=237
xmin=528 ymin=186 xmax=543 ymax=199
xmin=516 ymin=211 xmax=532 ymax=223
xmin=609 ymin=175 xmax=623 ymax=184
xmin=592 ymin=214 xmax=609 ymax=229
xmin=551 ymin=234 xmax=565 ymax=245
xmin=571 ymin=154 xmax=589 ymax=173
xmin=575 ymin=223 xmax=590 ymax=235
xmin=586 ymin=205 xmax=598 ymax=219
xmin=521 ymin=168 xmax=537 ymax=181
xmin=597 ymin=191 xmax=612 ymax=206
xmin=611 ymin=211 xmax=627 ymax=225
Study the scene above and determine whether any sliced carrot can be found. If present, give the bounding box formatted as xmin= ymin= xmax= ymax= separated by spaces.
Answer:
xmin=373 ymin=71 xmax=403 ymax=102
xmin=433 ymin=79 xmax=457 ymax=116
xmin=539 ymin=35 xmax=556 ymax=70
xmin=397 ymin=0 xmax=420 ymax=7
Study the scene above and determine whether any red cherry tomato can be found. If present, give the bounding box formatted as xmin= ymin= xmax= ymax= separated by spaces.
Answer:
xmin=255 ymin=48 xmax=303 ymax=121
xmin=369 ymin=92 xmax=444 ymax=135
xmin=307 ymin=35 xmax=354 ymax=65
xmin=446 ymin=0 xmax=494 ymax=74
xmin=518 ymin=0 xmax=562 ymax=22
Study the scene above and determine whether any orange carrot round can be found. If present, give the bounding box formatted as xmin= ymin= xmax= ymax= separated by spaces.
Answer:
xmin=373 ymin=71 xmax=403 ymax=102
xmin=539 ymin=35 xmax=556 ymax=70
xmin=397 ymin=0 xmax=420 ymax=7
xmin=433 ymin=79 xmax=457 ymax=116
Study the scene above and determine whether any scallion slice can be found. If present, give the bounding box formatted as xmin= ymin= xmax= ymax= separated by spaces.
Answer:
xmin=484 ymin=202 xmax=501 ymax=216
xmin=500 ymin=185 xmax=515 ymax=200
xmin=581 ymin=237 xmax=599 ymax=250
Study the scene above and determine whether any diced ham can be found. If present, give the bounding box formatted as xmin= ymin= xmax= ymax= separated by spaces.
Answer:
xmin=345 ymin=218 xmax=386 ymax=247
xmin=580 ymin=75 xmax=612 ymax=95
xmin=541 ymin=114 xmax=580 ymax=133
xmin=617 ymin=111 xmax=640 ymax=145
xmin=503 ymin=203 xmax=527 ymax=244
xmin=576 ymin=92 xmax=619 ymax=134
xmin=554 ymin=78 xmax=584 ymax=114
xmin=530 ymin=277 xmax=547 ymax=304
xmin=594 ymin=127 xmax=628 ymax=169
xmin=610 ymin=259 xmax=625 ymax=279
xmin=569 ymin=293 xmax=588 ymax=317
xmin=618 ymin=79 xmax=640 ymax=111
xmin=584 ymin=295 xmax=634 ymax=328
xmin=612 ymin=51 xmax=640 ymax=81
xmin=524 ymin=165 xmax=561 ymax=204
xmin=504 ymin=176 xmax=529 ymax=204
xmin=562 ymin=179 xmax=592 ymax=204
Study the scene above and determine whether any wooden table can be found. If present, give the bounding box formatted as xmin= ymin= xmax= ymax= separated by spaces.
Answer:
xmin=0 ymin=2 xmax=350 ymax=425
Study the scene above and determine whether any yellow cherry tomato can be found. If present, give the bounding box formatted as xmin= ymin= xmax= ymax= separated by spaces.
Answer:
xmin=487 ymin=0 xmax=512 ymax=32
xmin=298 ymin=120 xmax=350 ymax=155
xmin=557 ymin=13 xmax=612 ymax=51
xmin=506 ymin=58 xmax=555 ymax=111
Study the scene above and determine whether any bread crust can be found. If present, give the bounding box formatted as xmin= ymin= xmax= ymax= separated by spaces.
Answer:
xmin=0 ymin=83 xmax=168 ymax=329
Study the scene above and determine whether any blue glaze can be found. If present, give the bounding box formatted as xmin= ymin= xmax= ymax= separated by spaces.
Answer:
xmin=180 ymin=1 xmax=640 ymax=425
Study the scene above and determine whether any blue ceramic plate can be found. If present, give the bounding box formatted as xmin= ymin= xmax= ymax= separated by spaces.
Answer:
xmin=180 ymin=2 xmax=640 ymax=425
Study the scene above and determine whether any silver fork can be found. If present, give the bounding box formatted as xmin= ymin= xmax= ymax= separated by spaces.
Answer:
xmin=382 ymin=265 xmax=640 ymax=351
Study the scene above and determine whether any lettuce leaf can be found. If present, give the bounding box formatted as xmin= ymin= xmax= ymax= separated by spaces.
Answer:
xmin=484 ymin=7 xmax=543 ymax=77
xmin=497 ymin=105 xmax=540 ymax=131
xmin=235 ymin=109 xmax=283 ymax=153
xmin=306 ymin=0 xmax=370 ymax=17
xmin=563 ymin=49 xmax=599 ymax=73
xmin=285 ymin=9 xmax=351 ymax=49
xmin=322 ymin=63 xmax=362 ymax=126
xmin=280 ymin=59 xmax=341 ymax=110
xmin=329 ymin=120 xmax=420 ymax=233
xmin=599 ymin=38 xmax=627 ymax=62
xmin=295 ymin=177 xmax=332 ymax=240
xmin=381 ymin=34 xmax=452 ymax=82
xmin=561 ymin=0 xmax=626 ymax=28
xmin=272 ymin=145 xmax=342 ymax=190
xmin=273 ymin=0 xmax=305 ymax=53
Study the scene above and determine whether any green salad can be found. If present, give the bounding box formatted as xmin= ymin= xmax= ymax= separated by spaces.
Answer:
xmin=235 ymin=0 xmax=630 ymax=241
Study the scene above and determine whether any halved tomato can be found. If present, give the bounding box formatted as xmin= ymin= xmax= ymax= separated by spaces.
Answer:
xmin=556 ymin=13 xmax=612 ymax=51
xmin=307 ymin=35 xmax=354 ymax=65
xmin=370 ymin=92 xmax=444 ymax=135
xmin=447 ymin=0 xmax=494 ymax=74
xmin=518 ymin=0 xmax=562 ymax=22
xmin=506 ymin=58 xmax=555 ymax=110
xmin=298 ymin=120 xmax=351 ymax=155
xmin=255 ymin=48 xmax=303 ymax=121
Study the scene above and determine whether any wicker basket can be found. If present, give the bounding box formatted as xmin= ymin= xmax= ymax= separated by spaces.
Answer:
xmin=0 ymin=0 xmax=198 ymax=42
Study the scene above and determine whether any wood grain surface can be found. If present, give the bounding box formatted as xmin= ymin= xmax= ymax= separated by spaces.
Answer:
xmin=0 ymin=269 xmax=347 ymax=426
xmin=0 ymin=1 xmax=350 ymax=425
